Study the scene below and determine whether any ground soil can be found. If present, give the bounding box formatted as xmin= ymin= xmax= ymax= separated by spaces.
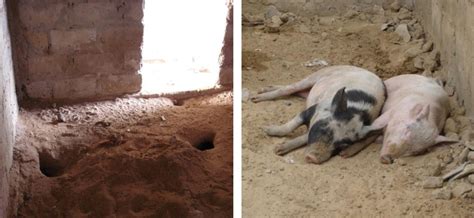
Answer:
xmin=242 ymin=3 xmax=474 ymax=217
xmin=8 ymin=92 xmax=233 ymax=217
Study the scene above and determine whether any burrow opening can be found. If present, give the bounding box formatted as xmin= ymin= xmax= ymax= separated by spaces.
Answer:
xmin=38 ymin=151 xmax=66 ymax=177
xmin=195 ymin=138 xmax=215 ymax=151
xmin=38 ymin=146 xmax=87 ymax=177
xmin=181 ymin=130 xmax=216 ymax=151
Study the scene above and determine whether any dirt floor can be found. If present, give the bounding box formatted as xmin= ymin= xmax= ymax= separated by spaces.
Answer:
xmin=8 ymin=92 xmax=233 ymax=217
xmin=242 ymin=2 xmax=474 ymax=217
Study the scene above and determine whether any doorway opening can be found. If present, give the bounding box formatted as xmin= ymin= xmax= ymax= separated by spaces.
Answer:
xmin=140 ymin=1 xmax=229 ymax=95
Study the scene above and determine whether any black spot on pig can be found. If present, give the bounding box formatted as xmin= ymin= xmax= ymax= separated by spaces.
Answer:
xmin=299 ymin=104 xmax=317 ymax=126
xmin=331 ymin=87 xmax=348 ymax=117
xmin=334 ymin=107 xmax=372 ymax=125
xmin=346 ymin=90 xmax=377 ymax=105
xmin=308 ymin=119 xmax=333 ymax=145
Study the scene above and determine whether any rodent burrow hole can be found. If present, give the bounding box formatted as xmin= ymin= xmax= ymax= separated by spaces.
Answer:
xmin=181 ymin=129 xmax=216 ymax=151
xmin=38 ymin=146 xmax=86 ymax=177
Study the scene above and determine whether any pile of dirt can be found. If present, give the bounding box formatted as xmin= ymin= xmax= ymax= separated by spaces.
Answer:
xmin=242 ymin=1 xmax=474 ymax=217
xmin=8 ymin=92 xmax=233 ymax=217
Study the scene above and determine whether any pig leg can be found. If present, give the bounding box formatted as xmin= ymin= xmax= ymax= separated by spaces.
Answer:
xmin=264 ymin=104 xmax=317 ymax=136
xmin=259 ymin=86 xmax=310 ymax=98
xmin=274 ymin=134 xmax=308 ymax=155
xmin=258 ymin=85 xmax=283 ymax=93
xmin=251 ymin=73 xmax=321 ymax=102
xmin=339 ymin=135 xmax=378 ymax=158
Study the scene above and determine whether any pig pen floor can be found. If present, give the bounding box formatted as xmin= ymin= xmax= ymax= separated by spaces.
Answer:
xmin=8 ymin=92 xmax=233 ymax=217
xmin=242 ymin=3 xmax=474 ymax=217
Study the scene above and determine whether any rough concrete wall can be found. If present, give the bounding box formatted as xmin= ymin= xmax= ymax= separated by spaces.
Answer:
xmin=7 ymin=0 xmax=144 ymax=103
xmin=413 ymin=0 xmax=474 ymax=116
xmin=0 ymin=0 xmax=17 ymax=216
xmin=219 ymin=1 xmax=233 ymax=87
xmin=262 ymin=0 xmax=414 ymax=16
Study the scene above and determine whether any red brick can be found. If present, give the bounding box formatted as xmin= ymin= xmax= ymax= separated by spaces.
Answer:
xmin=53 ymin=76 xmax=97 ymax=99
xmin=72 ymin=53 xmax=123 ymax=75
xmin=19 ymin=3 xmax=65 ymax=29
xmin=98 ymin=74 xmax=141 ymax=96
xmin=99 ymin=26 xmax=143 ymax=52
xmin=124 ymin=51 xmax=142 ymax=71
xmin=25 ymin=31 xmax=49 ymax=54
xmin=28 ymin=55 xmax=68 ymax=81
xmin=25 ymin=81 xmax=53 ymax=99
xmin=50 ymin=29 xmax=97 ymax=53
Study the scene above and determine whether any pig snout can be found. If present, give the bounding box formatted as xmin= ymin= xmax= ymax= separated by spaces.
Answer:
xmin=380 ymin=154 xmax=393 ymax=164
xmin=380 ymin=142 xmax=397 ymax=164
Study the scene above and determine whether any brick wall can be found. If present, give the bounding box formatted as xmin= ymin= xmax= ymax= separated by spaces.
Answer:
xmin=219 ymin=1 xmax=233 ymax=87
xmin=7 ymin=0 xmax=144 ymax=103
xmin=413 ymin=0 xmax=474 ymax=117
xmin=0 ymin=0 xmax=18 ymax=216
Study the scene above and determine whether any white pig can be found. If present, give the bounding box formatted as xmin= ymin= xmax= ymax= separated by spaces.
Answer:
xmin=368 ymin=74 xmax=456 ymax=164
xmin=252 ymin=65 xmax=386 ymax=164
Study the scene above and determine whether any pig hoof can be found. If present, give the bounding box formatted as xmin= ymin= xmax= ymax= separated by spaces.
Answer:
xmin=250 ymin=95 xmax=263 ymax=103
xmin=274 ymin=145 xmax=287 ymax=156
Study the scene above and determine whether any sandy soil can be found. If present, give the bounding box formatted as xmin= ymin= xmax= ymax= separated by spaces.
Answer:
xmin=8 ymin=92 xmax=233 ymax=217
xmin=242 ymin=2 xmax=474 ymax=217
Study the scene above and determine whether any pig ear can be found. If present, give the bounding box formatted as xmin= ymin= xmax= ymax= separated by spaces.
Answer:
xmin=434 ymin=135 xmax=459 ymax=145
xmin=416 ymin=105 xmax=430 ymax=120
xmin=409 ymin=104 xmax=423 ymax=118
xmin=331 ymin=87 xmax=347 ymax=115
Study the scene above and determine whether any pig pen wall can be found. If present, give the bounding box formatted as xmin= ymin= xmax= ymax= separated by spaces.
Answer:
xmin=7 ymin=0 xmax=234 ymax=104
xmin=219 ymin=1 xmax=234 ymax=87
xmin=0 ymin=0 xmax=17 ymax=216
xmin=6 ymin=0 xmax=144 ymax=103
xmin=412 ymin=0 xmax=474 ymax=117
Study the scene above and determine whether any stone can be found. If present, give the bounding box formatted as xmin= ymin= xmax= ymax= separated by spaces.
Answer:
xmin=468 ymin=175 xmax=474 ymax=184
xmin=264 ymin=5 xmax=281 ymax=20
xmin=381 ymin=23 xmax=389 ymax=31
xmin=413 ymin=56 xmax=424 ymax=69
xmin=397 ymin=8 xmax=412 ymax=20
xmin=456 ymin=116 xmax=471 ymax=131
xmin=446 ymin=132 xmax=459 ymax=141
xmin=421 ymin=41 xmax=434 ymax=52
xmin=452 ymin=183 xmax=472 ymax=198
xmin=321 ymin=32 xmax=329 ymax=39
xmin=467 ymin=152 xmax=474 ymax=162
xmin=444 ymin=118 xmax=458 ymax=134
xmin=395 ymin=24 xmax=411 ymax=42
xmin=318 ymin=17 xmax=335 ymax=26
xmin=432 ymin=189 xmax=452 ymax=200
xmin=264 ymin=16 xmax=282 ymax=33
xmin=390 ymin=0 xmax=402 ymax=12
xmin=460 ymin=129 xmax=474 ymax=142
xmin=343 ymin=9 xmax=358 ymax=19
xmin=422 ymin=177 xmax=444 ymax=189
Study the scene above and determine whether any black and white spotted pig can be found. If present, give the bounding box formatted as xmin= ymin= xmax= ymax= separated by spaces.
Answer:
xmin=252 ymin=65 xmax=386 ymax=164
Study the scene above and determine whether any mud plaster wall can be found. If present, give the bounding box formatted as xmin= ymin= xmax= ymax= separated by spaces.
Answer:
xmin=6 ymin=0 xmax=144 ymax=103
xmin=413 ymin=0 xmax=474 ymax=117
xmin=0 ymin=0 xmax=17 ymax=216
xmin=219 ymin=1 xmax=233 ymax=87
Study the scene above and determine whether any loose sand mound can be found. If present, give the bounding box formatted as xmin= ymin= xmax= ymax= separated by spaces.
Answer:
xmin=9 ymin=92 xmax=233 ymax=217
